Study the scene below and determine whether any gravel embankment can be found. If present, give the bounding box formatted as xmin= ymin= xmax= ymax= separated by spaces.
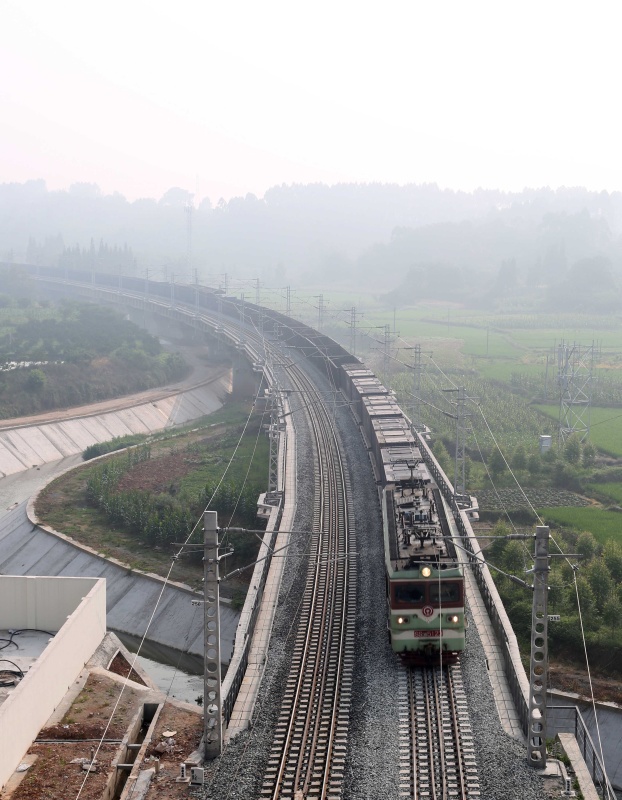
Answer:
xmin=196 ymin=357 xmax=548 ymax=799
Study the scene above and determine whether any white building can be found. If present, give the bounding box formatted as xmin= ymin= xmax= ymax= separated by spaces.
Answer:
xmin=0 ymin=574 xmax=106 ymax=789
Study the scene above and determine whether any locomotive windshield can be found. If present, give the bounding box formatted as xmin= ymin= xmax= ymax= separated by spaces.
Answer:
xmin=430 ymin=581 xmax=462 ymax=604
xmin=393 ymin=582 xmax=425 ymax=605
xmin=392 ymin=580 xmax=463 ymax=608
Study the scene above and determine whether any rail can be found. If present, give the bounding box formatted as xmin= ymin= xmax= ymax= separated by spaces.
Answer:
xmin=32 ymin=269 xmax=611 ymax=792
xmin=29 ymin=272 xmax=293 ymax=729
xmin=411 ymin=426 xmax=532 ymax=738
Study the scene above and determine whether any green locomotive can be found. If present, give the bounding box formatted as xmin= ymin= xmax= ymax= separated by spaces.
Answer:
xmin=383 ymin=465 xmax=465 ymax=662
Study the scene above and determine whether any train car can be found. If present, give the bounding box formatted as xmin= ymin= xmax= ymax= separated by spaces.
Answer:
xmin=382 ymin=458 xmax=465 ymax=663
xmin=30 ymin=266 xmax=466 ymax=665
xmin=380 ymin=444 xmax=423 ymax=485
xmin=372 ymin=419 xmax=416 ymax=468
xmin=339 ymin=364 xmax=376 ymax=401
xmin=360 ymin=395 xmax=403 ymax=443
xmin=336 ymin=359 xmax=466 ymax=665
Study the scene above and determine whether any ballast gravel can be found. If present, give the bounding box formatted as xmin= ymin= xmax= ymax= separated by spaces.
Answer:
xmin=196 ymin=356 xmax=549 ymax=800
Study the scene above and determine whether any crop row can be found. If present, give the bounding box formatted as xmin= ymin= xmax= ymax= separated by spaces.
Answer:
xmin=476 ymin=488 xmax=590 ymax=512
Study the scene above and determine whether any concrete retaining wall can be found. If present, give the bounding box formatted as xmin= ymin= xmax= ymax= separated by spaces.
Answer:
xmin=0 ymin=576 xmax=106 ymax=789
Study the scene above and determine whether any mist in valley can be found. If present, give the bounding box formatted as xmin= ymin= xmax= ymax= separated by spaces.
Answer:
xmin=2 ymin=179 xmax=622 ymax=315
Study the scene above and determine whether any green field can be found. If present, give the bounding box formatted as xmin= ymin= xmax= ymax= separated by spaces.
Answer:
xmin=585 ymin=482 xmax=622 ymax=504
xmin=535 ymin=405 xmax=622 ymax=456
xmin=478 ymin=360 xmax=545 ymax=383
xmin=538 ymin=505 xmax=622 ymax=545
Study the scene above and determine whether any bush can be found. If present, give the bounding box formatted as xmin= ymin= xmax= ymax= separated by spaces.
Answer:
xmin=83 ymin=434 xmax=147 ymax=460
xmin=26 ymin=368 xmax=46 ymax=392
xmin=85 ymin=453 xmax=262 ymax=552
xmin=563 ymin=433 xmax=581 ymax=465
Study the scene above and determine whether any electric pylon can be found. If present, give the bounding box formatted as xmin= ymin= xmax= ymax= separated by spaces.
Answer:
xmin=557 ymin=341 xmax=595 ymax=445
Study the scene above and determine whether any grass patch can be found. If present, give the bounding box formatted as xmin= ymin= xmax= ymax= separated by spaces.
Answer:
xmin=538 ymin=505 xmax=622 ymax=545
xmin=535 ymin=405 xmax=622 ymax=456
xmin=585 ymin=482 xmax=622 ymax=504
xmin=478 ymin=360 xmax=545 ymax=383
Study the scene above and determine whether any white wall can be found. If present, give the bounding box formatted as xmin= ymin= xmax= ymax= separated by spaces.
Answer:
xmin=0 ymin=576 xmax=106 ymax=789
xmin=0 ymin=575 xmax=104 ymax=630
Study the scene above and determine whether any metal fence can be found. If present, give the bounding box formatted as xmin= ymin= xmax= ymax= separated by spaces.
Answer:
xmin=411 ymin=427 xmax=531 ymax=737
xmin=548 ymin=705 xmax=616 ymax=800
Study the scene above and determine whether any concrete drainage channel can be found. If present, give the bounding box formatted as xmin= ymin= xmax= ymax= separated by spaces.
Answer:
xmin=106 ymin=702 xmax=161 ymax=800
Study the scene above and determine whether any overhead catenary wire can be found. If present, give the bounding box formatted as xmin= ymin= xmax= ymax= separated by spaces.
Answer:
xmin=404 ymin=332 xmax=611 ymax=789
xmin=572 ymin=569 xmax=609 ymax=788
xmin=148 ymin=287 xmax=619 ymax=790
xmin=471 ymin=401 xmax=545 ymax=526
xmin=76 ymin=352 xmax=270 ymax=798
xmin=273 ymin=296 xmax=614 ymax=792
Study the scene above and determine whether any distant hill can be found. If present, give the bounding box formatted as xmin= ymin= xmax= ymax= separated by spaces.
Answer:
xmin=2 ymin=180 xmax=621 ymax=298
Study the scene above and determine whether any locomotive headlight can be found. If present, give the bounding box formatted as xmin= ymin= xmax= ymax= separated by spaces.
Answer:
xmin=397 ymin=616 xmax=409 ymax=625
xmin=447 ymin=614 xmax=459 ymax=624
xmin=421 ymin=566 xmax=432 ymax=578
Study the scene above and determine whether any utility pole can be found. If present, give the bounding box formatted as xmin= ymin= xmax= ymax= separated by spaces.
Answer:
xmin=314 ymin=294 xmax=324 ymax=331
xmin=143 ymin=268 xmax=150 ymax=328
xmin=255 ymin=278 xmax=261 ymax=306
xmin=216 ymin=277 xmax=224 ymax=354
xmin=452 ymin=386 xmax=468 ymax=500
xmin=203 ymin=510 xmax=222 ymax=759
xmin=411 ymin=344 xmax=422 ymax=432
xmin=527 ymin=525 xmax=550 ymax=769
xmin=350 ymin=307 xmax=357 ymax=357
xmin=442 ymin=386 xmax=471 ymax=504
xmin=286 ymin=285 xmax=291 ymax=317
xmin=240 ymin=293 xmax=246 ymax=345
xmin=185 ymin=202 xmax=193 ymax=273
xmin=383 ymin=324 xmax=391 ymax=388
xmin=267 ymin=386 xmax=284 ymax=493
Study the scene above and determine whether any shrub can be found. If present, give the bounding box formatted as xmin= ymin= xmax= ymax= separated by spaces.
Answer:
xmin=83 ymin=435 xmax=147 ymax=460
xmin=26 ymin=368 xmax=46 ymax=392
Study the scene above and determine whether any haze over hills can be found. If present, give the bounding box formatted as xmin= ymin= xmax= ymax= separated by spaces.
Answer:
xmin=2 ymin=179 xmax=621 ymax=310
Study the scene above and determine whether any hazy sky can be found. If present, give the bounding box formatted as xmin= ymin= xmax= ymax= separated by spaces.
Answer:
xmin=2 ymin=1 xmax=620 ymax=203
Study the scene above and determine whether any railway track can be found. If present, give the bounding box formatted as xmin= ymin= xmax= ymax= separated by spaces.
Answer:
xmin=398 ymin=662 xmax=480 ymax=799
xmin=260 ymin=361 xmax=356 ymax=799
xmin=100 ymin=297 xmax=480 ymax=799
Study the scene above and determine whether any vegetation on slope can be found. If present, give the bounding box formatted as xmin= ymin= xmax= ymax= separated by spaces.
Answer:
xmin=0 ymin=297 xmax=188 ymax=418
xmin=35 ymin=403 xmax=269 ymax=604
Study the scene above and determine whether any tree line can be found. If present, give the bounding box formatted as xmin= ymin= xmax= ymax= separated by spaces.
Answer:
xmin=488 ymin=520 xmax=622 ymax=671
xmin=4 ymin=179 xmax=622 ymax=303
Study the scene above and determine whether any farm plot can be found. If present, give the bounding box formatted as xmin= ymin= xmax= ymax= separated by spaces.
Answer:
xmin=477 ymin=488 xmax=590 ymax=513
xmin=586 ymin=482 xmax=622 ymax=504
xmin=537 ymin=506 xmax=622 ymax=545
xmin=535 ymin=405 xmax=622 ymax=456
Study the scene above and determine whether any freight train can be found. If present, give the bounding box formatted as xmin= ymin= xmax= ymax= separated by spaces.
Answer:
xmin=26 ymin=268 xmax=466 ymax=661
xmin=338 ymin=363 xmax=466 ymax=662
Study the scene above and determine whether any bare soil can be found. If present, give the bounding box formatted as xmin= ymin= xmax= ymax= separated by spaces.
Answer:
xmin=549 ymin=663 xmax=622 ymax=705
xmin=116 ymin=449 xmax=206 ymax=493
xmin=9 ymin=674 xmax=145 ymax=800
xmin=34 ymin=422 xmax=253 ymax=599
xmin=5 ymin=671 xmax=204 ymax=800
xmin=108 ymin=652 xmax=147 ymax=686
xmin=142 ymin=705 xmax=204 ymax=799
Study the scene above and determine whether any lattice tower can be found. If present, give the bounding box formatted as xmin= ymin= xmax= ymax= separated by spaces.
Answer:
xmin=557 ymin=341 xmax=594 ymax=444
